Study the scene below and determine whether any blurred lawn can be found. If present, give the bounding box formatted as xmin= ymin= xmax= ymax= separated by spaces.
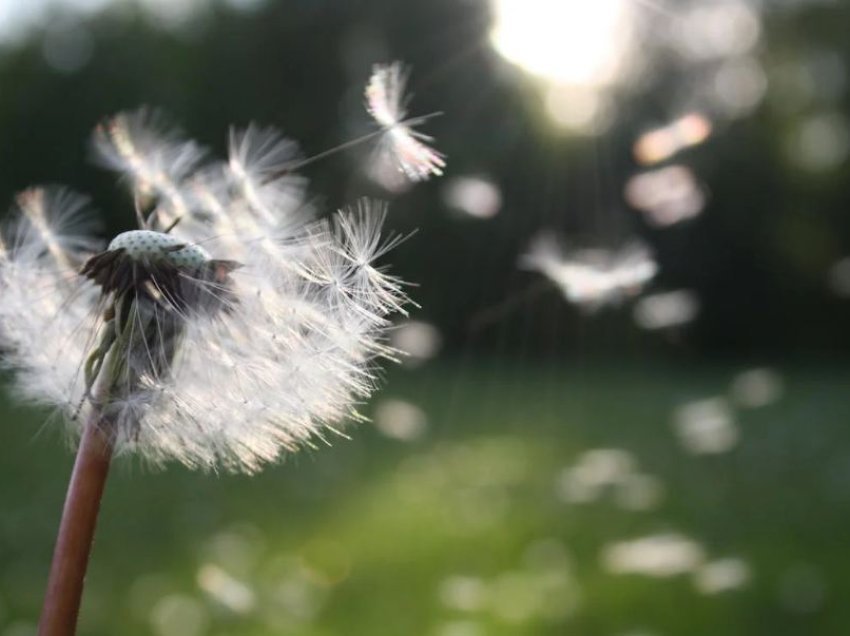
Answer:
xmin=1 ymin=361 xmax=849 ymax=636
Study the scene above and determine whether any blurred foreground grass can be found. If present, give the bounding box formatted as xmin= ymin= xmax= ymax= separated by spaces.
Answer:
xmin=1 ymin=361 xmax=849 ymax=636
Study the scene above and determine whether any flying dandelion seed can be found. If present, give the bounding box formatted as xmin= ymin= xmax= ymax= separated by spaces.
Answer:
xmin=365 ymin=61 xmax=446 ymax=183
xmin=520 ymin=233 xmax=657 ymax=312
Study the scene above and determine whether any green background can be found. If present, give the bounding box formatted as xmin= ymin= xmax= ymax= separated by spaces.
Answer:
xmin=1 ymin=1 xmax=849 ymax=634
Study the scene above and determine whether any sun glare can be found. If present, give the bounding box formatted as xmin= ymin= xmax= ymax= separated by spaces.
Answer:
xmin=490 ymin=0 xmax=634 ymax=88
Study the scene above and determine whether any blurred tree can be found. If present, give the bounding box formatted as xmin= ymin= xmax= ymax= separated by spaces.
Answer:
xmin=0 ymin=0 xmax=848 ymax=358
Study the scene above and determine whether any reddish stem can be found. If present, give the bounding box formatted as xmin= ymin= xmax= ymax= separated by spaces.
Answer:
xmin=38 ymin=415 xmax=113 ymax=636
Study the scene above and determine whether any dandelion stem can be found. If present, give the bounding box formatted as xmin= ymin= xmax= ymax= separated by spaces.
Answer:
xmin=38 ymin=411 xmax=113 ymax=636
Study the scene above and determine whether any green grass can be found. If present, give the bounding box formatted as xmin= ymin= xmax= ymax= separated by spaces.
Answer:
xmin=1 ymin=361 xmax=848 ymax=636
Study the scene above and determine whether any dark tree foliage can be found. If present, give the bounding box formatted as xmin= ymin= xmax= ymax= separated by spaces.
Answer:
xmin=0 ymin=0 xmax=848 ymax=359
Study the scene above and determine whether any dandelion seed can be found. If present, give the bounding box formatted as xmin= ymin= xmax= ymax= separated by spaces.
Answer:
xmin=520 ymin=233 xmax=657 ymax=311
xmin=365 ymin=61 xmax=446 ymax=182
xmin=92 ymin=107 xmax=205 ymax=227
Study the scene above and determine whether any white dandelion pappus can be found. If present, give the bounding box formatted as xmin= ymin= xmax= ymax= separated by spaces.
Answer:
xmin=0 ymin=108 xmax=415 ymax=474
xmin=365 ymin=62 xmax=446 ymax=183
xmin=0 ymin=187 xmax=103 ymax=413
xmin=92 ymin=107 xmax=206 ymax=227
xmin=226 ymin=124 xmax=308 ymax=227
xmin=520 ymin=233 xmax=658 ymax=311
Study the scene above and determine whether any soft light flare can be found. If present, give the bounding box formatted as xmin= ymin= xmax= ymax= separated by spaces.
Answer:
xmin=490 ymin=0 xmax=633 ymax=87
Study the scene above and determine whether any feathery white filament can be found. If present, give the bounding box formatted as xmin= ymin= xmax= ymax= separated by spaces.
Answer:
xmin=0 ymin=187 xmax=101 ymax=413
xmin=92 ymin=108 xmax=206 ymax=226
xmin=365 ymin=62 xmax=446 ymax=182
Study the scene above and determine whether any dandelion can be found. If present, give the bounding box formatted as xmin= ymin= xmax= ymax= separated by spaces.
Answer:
xmin=520 ymin=233 xmax=657 ymax=312
xmin=365 ymin=61 xmax=446 ymax=183
xmin=0 ymin=107 xmax=422 ymax=634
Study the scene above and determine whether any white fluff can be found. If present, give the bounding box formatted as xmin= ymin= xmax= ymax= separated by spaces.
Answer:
xmin=0 ymin=110 xmax=413 ymax=474
xmin=365 ymin=62 xmax=446 ymax=183
xmin=521 ymin=233 xmax=657 ymax=311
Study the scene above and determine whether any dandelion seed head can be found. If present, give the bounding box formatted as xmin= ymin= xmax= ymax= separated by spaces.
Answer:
xmin=0 ymin=107 xmax=421 ymax=474
xmin=108 ymin=230 xmax=211 ymax=268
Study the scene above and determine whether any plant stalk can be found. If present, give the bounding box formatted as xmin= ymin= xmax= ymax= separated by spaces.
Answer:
xmin=38 ymin=412 xmax=113 ymax=636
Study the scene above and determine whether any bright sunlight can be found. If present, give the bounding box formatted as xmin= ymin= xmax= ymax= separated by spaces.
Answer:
xmin=490 ymin=0 xmax=637 ymax=132
xmin=490 ymin=0 xmax=634 ymax=87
